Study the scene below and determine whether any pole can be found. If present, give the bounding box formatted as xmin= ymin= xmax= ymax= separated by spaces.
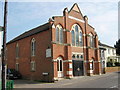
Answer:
xmin=2 ymin=0 xmax=8 ymax=90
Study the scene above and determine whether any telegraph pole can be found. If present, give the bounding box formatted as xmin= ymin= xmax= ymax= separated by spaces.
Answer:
xmin=2 ymin=0 xmax=8 ymax=90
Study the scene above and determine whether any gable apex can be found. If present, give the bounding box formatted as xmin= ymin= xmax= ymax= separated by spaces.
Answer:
xmin=70 ymin=3 xmax=80 ymax=13
xmin=68 ymin=3 xmax=84 ymax=20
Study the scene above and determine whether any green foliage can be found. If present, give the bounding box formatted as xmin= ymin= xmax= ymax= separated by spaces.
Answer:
xmin=107 ymin=62 xmax=113 ymax=67
xmin=114 ymin=39 xmax=120 ymax=55
xmin=114 ymin=62 xmax=120 ymax=66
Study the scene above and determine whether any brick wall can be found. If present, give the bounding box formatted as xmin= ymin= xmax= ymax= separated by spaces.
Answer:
xmin=105 ymin=67 xmax=120 ymax=73
xmin=7 ymin=27 xmax=54 ymax=81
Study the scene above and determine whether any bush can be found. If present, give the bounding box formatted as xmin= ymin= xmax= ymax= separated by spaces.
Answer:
xmin=114 ymin=62 xmax=120 ymax=66
xmin=107 ymin=62 xmax=113 ymax=67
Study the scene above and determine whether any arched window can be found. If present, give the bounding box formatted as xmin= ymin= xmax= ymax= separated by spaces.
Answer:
xmin=57 ymin=57 xmax=63 ymax=78
xmin=56 ymin=27 xmax=59 ymax=42
xmin=79 ymin=32 xmax=83 ymax=46
xmin=56 ymin=25 xmax=63 ymax=43
xmin=16 ymin=43 xmax=19 ymax=58
xmin=71 ymin=24 xmax=83 ymax=46
xmin=59 ymin=28 xmax=63 ymax=43
xmin=31 ymin=38 xmax=36 ymax=56
xmin=71 ymin=30 xmax=75 ymax=46
xmin=89 ymin=33 xmax=94 ymax=47
xmin=75 ymin=25 xmax=79 ymax=46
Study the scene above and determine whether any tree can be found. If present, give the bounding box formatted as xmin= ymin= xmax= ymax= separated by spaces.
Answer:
xmin=114 ymin=39 xmax=120 ymax=55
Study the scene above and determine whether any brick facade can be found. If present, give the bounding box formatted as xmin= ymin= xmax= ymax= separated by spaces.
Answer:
xmin=6 ymin=3 xmax=101 ymax=81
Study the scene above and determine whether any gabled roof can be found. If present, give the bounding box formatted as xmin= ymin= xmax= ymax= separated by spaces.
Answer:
xmin=99 ymin=41 xmax=115 ymax=49
xmin=69 ymin=3 xmax=84 ymax=19
xmin=69 ymin=3 xmax=80 ymax=13
xmin=7 ymin=23 xmax=50 ymax=44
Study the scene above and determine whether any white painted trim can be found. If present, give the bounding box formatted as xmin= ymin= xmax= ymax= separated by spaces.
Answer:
xmin=83 ymin=34 xmax=86 ymax=36
xmin=72 ymin=52 xmax=83 ymax=54
xmin=52 ymin=24 xmax=55 ymax=28
xmin=84 ymin=60 xmax=100 ymax=63
xmin=71 ymin=46 xmax=84 ymax=48
xmin=63 ymin=60 xmax=72 ymax=62
xmin=83 ymin=46 xmax=86 ymax=48
xmin=98 ymin=61 xmax=101 ymax=62
xmin=67 ymin=71 xmax=73 ymax=75
xmin=69 ymin=63 xmax=72 ymax=69
xmin=52 ymin=59 xmax=57 ymax=62
xmin=63 ymin=29 xmax=66 ymax=31
xmin=84 ymin=60 xmax=88 ymax=62
xmin=68 ymin=16 xmax=85 ymax=23
xmin=54 ymin=77 xmax=58 ymax=81
xmin=88 ymin=70 xmax=93 ymax=73
xmin=93 ymin=61 xmax=101 ymax=63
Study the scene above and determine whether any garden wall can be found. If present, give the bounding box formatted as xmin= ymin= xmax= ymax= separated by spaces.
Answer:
xmin=105 ymin=67 xmax=120 ymax=73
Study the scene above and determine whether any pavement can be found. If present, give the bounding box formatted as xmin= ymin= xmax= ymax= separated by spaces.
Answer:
xmin=13 ymin=72 xmax=120 ymax=89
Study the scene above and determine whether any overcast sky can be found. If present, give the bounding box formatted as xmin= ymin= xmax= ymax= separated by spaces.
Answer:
xmin=0 ymin=0 xmax=119 ymax=51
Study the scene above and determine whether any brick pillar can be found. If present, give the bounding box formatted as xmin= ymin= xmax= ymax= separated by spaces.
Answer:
xmin=63 ymin=8 xmax=73 ymax=78
xmin=84 ymin=16 xmax=90 ymax=76
xmin=52 ymin=59 xmax=58 ymax=81
xmin=95 ymin=35 xmax=101 ymax=74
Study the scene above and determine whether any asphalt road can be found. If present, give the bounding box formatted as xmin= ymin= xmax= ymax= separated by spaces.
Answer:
xmin=14 ymin=72 xmax=119 ymax=89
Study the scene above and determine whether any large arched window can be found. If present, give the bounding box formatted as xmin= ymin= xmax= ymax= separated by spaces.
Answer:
xmin=56 ymin=27 xmax=59 ymax=42
xmin=71 ymin=24 xmax=83 ymax=46
xmin=71 ymin=30 xmax=75 ymax=46
xmin=31 ymin=38 xmax=36 ymax=56
xmin=56 ymin=25 xmax=63 ymax=43
xmin=89 ymin=33 xmax=94 ymax=47
xmin=59 ymin=28 xmax=63 ymax=43
xmin=75 ymin=25 xmax=79 ymax=46
xmin=79 ymin=32 xmax=83 ymax=46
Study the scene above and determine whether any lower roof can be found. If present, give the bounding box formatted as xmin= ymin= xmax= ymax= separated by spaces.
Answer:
xmin=7 ymin=22 xmax=50 ymax=44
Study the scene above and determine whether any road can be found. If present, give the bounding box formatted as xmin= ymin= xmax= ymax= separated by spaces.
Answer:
xmin=14 ymin=72 xmax=119 ymax=89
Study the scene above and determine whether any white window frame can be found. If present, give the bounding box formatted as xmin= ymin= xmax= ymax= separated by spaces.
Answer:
xmin=56 ymin=24 xmax=64 ymax=44
xmin=57 ymin=57 xmax=63 ymax=72
xmin=89 ymin=33 xmax=94 ymax=47
xmin=71 ymin=24 xmax=83 ymax=47
xmin=90 ymin=60 xmax=94 ymax=70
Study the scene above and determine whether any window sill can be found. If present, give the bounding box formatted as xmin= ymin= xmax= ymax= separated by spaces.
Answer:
xmin=31 ymin=55 xmax=35 ymax=57
xmin=16 ymin=57 xmax=19 ymax=59
xmin=52 ymin=41 xmax=70 ymax=46
xmin=71 ymin=46 xmax=83 ymax=48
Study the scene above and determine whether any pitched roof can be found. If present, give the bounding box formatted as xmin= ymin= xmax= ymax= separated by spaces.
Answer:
xmin=99 ymin=41 xmax=115 ymax=49
xmin=68 ymin=3 xmax=84 ymax=20
xmin=7 ymin=22 xmax=50 ymax=44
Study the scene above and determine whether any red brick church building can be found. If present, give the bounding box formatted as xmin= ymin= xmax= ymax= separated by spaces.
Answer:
xmin=6 ymin=3 xmax=101 ymax=81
